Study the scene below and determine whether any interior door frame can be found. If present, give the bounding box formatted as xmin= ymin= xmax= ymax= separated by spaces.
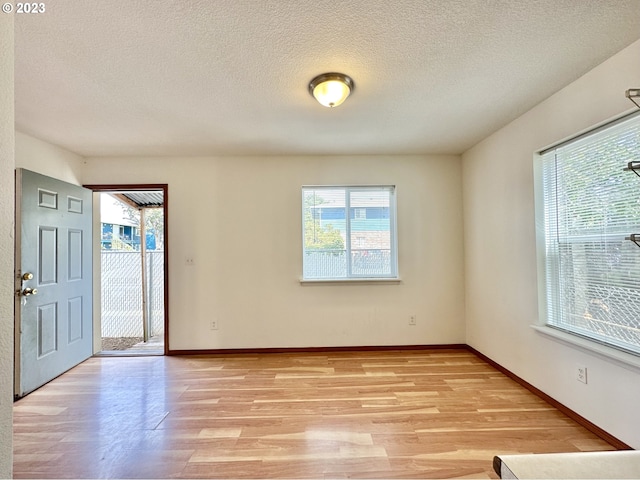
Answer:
xmin=84 ymin=184 xmax=169 ymax=355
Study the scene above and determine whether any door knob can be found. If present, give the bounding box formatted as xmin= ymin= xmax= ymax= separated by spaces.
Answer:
xmin=22 ymin=272 xmax=33 ymax=281
xmin=22 ymin=287 xmax=38 ymax=296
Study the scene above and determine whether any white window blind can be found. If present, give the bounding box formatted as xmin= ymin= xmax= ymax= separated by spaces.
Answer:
xmin=302 ymin=186 xmax=397 ymax=280
xmin=540 ymin=113 xmax=640 ymax=354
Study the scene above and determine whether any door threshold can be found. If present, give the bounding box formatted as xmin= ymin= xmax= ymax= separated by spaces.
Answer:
xmin=96 ymin=337 xmax=164 ymax=356
xmin=95 ymin=350 xmax=163 ymax=357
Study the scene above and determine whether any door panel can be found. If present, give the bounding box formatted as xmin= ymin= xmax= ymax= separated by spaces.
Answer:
xmin=68 ymin=229 xmax=83 ymax=280
xmin=15 ymin=169 xmax=93 ymax=397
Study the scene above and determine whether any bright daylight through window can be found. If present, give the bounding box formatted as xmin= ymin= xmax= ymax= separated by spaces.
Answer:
xmin=538 ymin=113 xmax=640 ymax=355
xmin=302 ymin=186 xmax=397 ymax=280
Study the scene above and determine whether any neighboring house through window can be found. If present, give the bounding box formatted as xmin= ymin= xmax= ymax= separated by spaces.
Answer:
xmin=302 ymin=186 xmax=398 ymax=280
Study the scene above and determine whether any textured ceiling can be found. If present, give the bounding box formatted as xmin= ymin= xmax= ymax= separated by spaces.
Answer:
xmin=14 ymin=0 xmax=640 ymax=157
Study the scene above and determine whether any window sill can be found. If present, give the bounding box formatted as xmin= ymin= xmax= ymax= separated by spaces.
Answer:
xmin=300 ymin=277 xmax=402 ymax=285
xmin=531 ymin=324 xmax=640 ymax=371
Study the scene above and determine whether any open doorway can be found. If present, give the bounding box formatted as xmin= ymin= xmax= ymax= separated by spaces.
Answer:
xmin=85 ymin=184 xmax=168 ymax=355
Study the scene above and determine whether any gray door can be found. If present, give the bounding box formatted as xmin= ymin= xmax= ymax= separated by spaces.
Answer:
xmin=15 ymin=169 xmax=93 ymax=397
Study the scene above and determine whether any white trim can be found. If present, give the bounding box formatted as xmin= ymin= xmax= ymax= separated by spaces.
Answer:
xmin=531 ymin=324 xmax=640 ymax=371
xmin=538 ymin=110 xmax=640 ymax=155
xmin=300 ymin=277 xmax=401 ymax=285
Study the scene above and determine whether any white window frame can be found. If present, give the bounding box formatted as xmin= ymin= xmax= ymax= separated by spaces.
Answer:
xmin=354 ymin=208 xmax=366 ymax=219
xmin=301 ymin=185 xmax=399 ymax=282
xmin=534 ymin=112 xmax=640 ymax=359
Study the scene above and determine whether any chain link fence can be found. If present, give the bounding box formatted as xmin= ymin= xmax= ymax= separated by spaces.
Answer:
xmin=303 ymin=249 xmax=391 ymax=278
xmin=569 ymin=284 xmax=640 ymax=351
xmin=101 ymin=251 xmax=164 ymax=338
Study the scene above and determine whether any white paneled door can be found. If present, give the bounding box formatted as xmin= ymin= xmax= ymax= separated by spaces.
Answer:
xmin=15 ymin=169 xmax=93 ymax=397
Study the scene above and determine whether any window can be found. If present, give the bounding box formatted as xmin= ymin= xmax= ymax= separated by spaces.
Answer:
xmin=538 ymin=113 xmax=640 ymax=355
xmin=302 ymin=186 xmax=397 ymax=280
xmin=353 ymin=208 xmax=366 ymax=219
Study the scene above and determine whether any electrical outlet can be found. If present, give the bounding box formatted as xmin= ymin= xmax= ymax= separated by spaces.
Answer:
xmin=185 ymin=257 xmax=195 ymax=266
xmin=210 ymin=320 xmax=219 ymax=330
xmin=576 ymin=364 xmax=587 ymax=384
xmin=409 ymin=315 xmax=417 ymax=326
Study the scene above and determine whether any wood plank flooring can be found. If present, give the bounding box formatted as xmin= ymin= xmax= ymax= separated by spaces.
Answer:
xmin=13 ymin=349 xmax=616 ymax=478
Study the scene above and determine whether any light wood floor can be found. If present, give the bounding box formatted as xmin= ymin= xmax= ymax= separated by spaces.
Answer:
xmin=13 ymin=349 xmax=616 ymax=479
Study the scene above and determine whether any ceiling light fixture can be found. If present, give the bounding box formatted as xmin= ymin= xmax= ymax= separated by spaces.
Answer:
xmin=309 ymin=72 xmax=354 ymax=108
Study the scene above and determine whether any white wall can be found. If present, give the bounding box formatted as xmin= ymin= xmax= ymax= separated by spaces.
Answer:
xmin=0 ymin=12 xmax=14 ymax=478
xmin=15 ymin=131 xmax=84 ymax=184
xmin=83 ymin=155 xmax=465 ymax=350
xmin=463 ymin=39 xmax=640 ymax=448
